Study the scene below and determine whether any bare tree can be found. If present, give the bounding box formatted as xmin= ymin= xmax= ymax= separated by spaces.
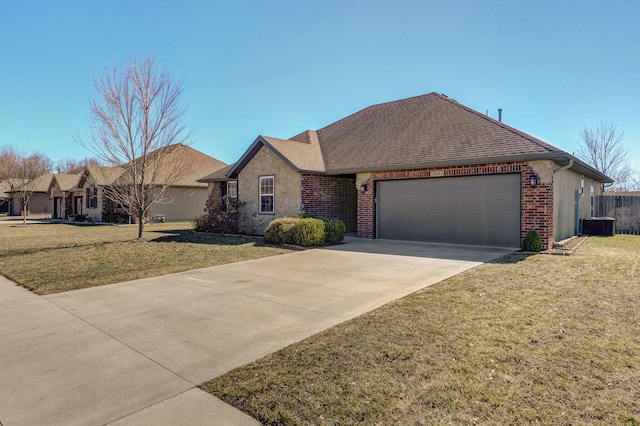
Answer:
xmin=0 ymin=145 xmax=20 ymax=180
xmin=8 ymin=150 xmax=52 ymax=225
xmin=577 ymin=122 xmax=637 ymax=191
xmin=78 ymin=56 xmax=191 ymax=239
xmin=55 ymin=157 xmax=103 ymax=174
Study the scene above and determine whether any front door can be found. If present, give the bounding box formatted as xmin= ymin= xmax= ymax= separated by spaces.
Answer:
xmin=53 ymin=197 xmax=62 ymax=219
xmin=74 ymin=196 xmax=83 ymax=215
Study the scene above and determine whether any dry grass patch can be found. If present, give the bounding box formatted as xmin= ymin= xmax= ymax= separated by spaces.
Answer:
xmin=0 ymin=222 xmax=291 ymax=294
xmin=202 ymin=235 xmax=640 ymax=425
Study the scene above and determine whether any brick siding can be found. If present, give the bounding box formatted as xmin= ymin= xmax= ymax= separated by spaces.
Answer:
xmin=64 ymin=194 xmax=73 ymax=217
xmin=357 ymin=175 xmax=376 ymax=238
xmin=301 ymin=174 xmax=358 ymax=232
xmin=207 ymin=182 xmax=223 ymax=204
xmin=50 ymin=182 xmax=74 ymax=219
xmin=521 ymin=168 xmax=553 ymax=250
xmin=357 ymin=162 xmax=555 ymax=250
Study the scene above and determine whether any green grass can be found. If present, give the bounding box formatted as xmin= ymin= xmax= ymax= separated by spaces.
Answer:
xmin=202 ymin=235 xmax=640 ymax=425
xmin=0 ymin=222 xmax=292 ymax=294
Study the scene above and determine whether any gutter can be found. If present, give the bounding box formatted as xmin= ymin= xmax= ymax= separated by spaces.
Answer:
xmin=553 ymin=158 xmax=573 ymax=175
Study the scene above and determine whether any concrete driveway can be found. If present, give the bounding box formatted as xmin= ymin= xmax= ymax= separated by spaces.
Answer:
xmin=0 ymin=238 xmax=514 ymax=425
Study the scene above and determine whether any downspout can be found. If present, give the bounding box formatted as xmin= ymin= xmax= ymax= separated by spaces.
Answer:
xmin=553 ymin=158 xmax=573 ymax=175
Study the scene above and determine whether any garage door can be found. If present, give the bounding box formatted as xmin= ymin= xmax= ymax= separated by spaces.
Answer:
xmin=377 ymin=174 xmax=521 ymax=247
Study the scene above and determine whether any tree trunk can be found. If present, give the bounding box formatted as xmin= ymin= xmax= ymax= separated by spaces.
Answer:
xmin=137 ymin=207 xmax=144 ymax=239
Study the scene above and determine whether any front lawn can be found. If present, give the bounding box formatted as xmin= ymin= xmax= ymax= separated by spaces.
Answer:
xmin=0 ymin=222 xmax=291 ymax=294
xmin=203 ymin=235 xmax=640 ymax=425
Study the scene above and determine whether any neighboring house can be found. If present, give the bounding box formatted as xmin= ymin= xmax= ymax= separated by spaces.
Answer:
xmin=75 ymin=144 xmax=226 ymax=222
xmin=0 ymin=180 xmax=12 ymax=214
xmin=7 ymin=174 xmax=54 ymax=216
xmin=200 ymin=92 xmax=612 ymax=249
xmin=47 ymin=173 xmax=82 ymax=219
xmin=145 ymin=144 xmax=226 ymax=221
xmin=74 ymin=165 xmax=125 ymax=221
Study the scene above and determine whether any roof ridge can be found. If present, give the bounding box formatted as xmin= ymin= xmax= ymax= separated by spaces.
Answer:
xmin=433 ymin=93 xmax=559 ymax=153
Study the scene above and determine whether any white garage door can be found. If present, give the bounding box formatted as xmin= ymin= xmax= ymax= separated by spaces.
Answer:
xmin=376 ymin=174 xmax=521 ymax=247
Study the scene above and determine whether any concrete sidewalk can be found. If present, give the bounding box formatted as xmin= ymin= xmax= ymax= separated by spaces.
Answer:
xmin=0 ymin=239 xmax=514 ymax=425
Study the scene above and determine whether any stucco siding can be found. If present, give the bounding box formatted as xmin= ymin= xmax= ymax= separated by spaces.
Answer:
xmin=238 ymin=146 xmax=302 ymax=234
xmin=86 ymin=188 xmax=103 ymax=222
xmin=147 ymin=187 xmax=208 ymax=221
xmin=553 ymin=168 xmax=604 ymax=241
xmin=553 ymin=168 xmax=580 ymax=241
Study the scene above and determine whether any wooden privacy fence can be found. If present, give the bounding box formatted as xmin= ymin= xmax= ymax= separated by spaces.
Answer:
xmin=595 ymin=195 xmax=640 ymax=234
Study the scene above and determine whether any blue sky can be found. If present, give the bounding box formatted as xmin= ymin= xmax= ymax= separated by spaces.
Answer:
xmin=1 ymin=0 xmax=639 ymax=173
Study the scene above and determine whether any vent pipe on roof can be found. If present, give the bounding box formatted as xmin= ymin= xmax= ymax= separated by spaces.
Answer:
xmin=498 ymin=108 xmax=503 ymax=122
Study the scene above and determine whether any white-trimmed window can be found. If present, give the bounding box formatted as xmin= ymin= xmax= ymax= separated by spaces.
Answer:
xmin=259 ymin=176 xmax=274 ymax=214
xmin=227 ymin=181 xmax=238 ymax=199
xmin=581 ymin=175 xmax=585 ymax=194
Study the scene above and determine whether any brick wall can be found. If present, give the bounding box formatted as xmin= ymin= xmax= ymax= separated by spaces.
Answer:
xmin=207 ymin=182 xmax=223 ymax=204
xmin=51 ymin=182 xmax=75 ymax=219
xmin=356 ymin=162 xmax=555 ymax=249
xmin=64 ymin=193 xmax=73 ymax=218
xmin=357 ymin=175 xmax=375 ymax=238
xmin=521 ymin=168 xmax=554 ymax=250
xmin=301 ymin=174 xmax=357 ymax=232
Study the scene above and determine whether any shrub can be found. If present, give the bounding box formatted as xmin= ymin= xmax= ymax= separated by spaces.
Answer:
xmin=324 ymin=219 xmax=346 ymax=244
xmin=264 ymin=217 xmax=325 ymax=246
xmin=192 ymin=214 xmax=212 ymax=232
xmin=193 ymin=196 xmax=243 ymax=234
xmin=74 ymin=214 xmax=87 ymax=223
xmin=523 ymin=229 xmax=543 ymax=252
xmin=102 ymin=212 xmax=129 ymax=224
xmin=291 ymin=218 xmax=325 ymax=246
xmin=296 ymin=213 xmax=316 ymax=219
xmin=264 ymin=218 xmax=298 ymax=245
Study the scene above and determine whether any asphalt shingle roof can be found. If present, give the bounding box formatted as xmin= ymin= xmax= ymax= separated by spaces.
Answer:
xmin=82 ymin=144 xmax=227 ymax=188
xmin=198 ymin=164 xmax=235 ymax=182
xmin=85 ymin=165 xmax=125 ymax=186
xmin=10 ymin=173 xmax=54 ymax=193
xmin=314 ymin=93 xmax=562 ymax=172
xmin=49 ymin=173 xmax=81 ymax=192
xmin=225 ymin=92 xmax=612 ymax=182
xmin=145 ymin=144 xmax=226 ymax=187
xmin=262 ymin=132 xmax=326 ymax=172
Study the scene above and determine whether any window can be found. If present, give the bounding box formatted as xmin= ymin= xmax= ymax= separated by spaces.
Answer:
xmin=580 ymin=175 xmax=584 ymax=195
xmin=259 ymin=176 xmax=274 ymax=214
xmin=227 ymin=181 xmax=238 ymax=199
xmin=86 ymin=187 xmax=97 ymax=209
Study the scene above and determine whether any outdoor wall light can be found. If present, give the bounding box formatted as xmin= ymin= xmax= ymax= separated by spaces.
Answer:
xmin=529 ymin=174 xmax=540 ymax=187
xmin=360 ymin=182 xmax=368 ymax=193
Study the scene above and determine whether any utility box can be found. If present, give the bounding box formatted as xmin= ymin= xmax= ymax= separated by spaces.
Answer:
xmin=581 ymin=217 xmax=616 ymax=236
